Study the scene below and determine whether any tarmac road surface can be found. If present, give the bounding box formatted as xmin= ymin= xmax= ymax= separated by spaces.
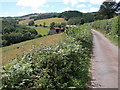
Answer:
xmin=91 ymin=30 xmax=118 ymax=88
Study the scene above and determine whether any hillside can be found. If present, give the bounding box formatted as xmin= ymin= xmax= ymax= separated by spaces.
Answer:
xmin=28 ymin=26 xmax=50 ymax=36
xmin=1 ymin=1 xmax=120 ymax=88
xmin=34 ymin=18 xmax=67 ymax=26
xmin=19 ymin=13 xmax=39 ymax=20
xmin=19 ymin=18 xmax=67 ymax=26
xmin=19 ymin=19 xmax=34 ymax=25
xmin=1 ymin=33 xmax=64 ymax=65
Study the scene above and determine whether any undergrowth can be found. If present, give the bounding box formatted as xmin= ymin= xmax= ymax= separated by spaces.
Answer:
xmin=0 ymin=24 xmax=92 ymax=89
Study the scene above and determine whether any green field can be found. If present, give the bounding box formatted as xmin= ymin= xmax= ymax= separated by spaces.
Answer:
xmin=34 ymin=18 xmax=67 ymax=26
xmin=19 ymin=19 xmax=34 ymax=25
xmin=1 ymin=33 xmax=64 ymax=65
xmin=28 ymin=26 xmax=50 ymax=36
xmin=19 ymin=18 xmax=67 ymax=26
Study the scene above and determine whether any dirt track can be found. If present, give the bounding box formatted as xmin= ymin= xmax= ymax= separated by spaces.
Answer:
xmin=91 ymin=30 xmax=118 ymax=88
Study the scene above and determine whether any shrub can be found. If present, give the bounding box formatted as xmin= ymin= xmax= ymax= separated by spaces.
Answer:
xmin=28 ymin=21 xmax=34 ymax=26
xmin=1 ymin=24 xmax=92 ymax=89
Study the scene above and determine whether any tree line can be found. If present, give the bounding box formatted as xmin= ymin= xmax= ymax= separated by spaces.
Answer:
xmin=30 ymin=13 xmax=62 ymax=21
xmin=63 ymin=1 xmax=119 ymax=25
xmin=1 ymin=19 xmax=38 ymax=47
xmin=3 ymin=0 xmax=120 ymax=26
xmin=28 ymin=0 xmax=120 ymax=26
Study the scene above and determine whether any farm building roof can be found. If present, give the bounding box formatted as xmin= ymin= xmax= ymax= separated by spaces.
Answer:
xmin=52 ymin=27 xmax=61 ymax=30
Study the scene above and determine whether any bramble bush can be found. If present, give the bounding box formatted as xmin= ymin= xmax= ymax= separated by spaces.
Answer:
xmin=0 ymin=24 xmax=92 ymax=89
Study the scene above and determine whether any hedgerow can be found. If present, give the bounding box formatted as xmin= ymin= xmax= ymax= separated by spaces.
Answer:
xmin=92 ymin=16 xmax=119 ymax=47
xmin=0 ymin=24 xmax=92 ymax=89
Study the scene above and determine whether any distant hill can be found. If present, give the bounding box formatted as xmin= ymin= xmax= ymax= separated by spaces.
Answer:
xmin=1 ymin=10 xmax=97 ymax=26
xmin=34 ymin=18 xmax=67 ymax=26
xmin=19 ymin=18 xmax=67 ymax=26
xmin=19 ymin=13 xmax=39 ymax=20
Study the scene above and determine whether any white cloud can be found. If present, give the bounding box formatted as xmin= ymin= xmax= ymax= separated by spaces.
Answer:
xmin=0 ymin=12 xmax=28 ymax=17
xmin=18 ymin=9 xmax=45 ymax=16
xmin=116 ymin=0 xmax=120 ymax=2
xmin=59 ymin=7 xmax=75 ymax=12
xmin=62 ymin=0 xmax=106 ymax=6
xmin=21 ymin=7 xmax=25 ymax=10
xmin=90 ymin=7 xmax=99 ymax=12
xmin=80 ymin=9 xmax=89 ymax=13
xmin=0 ymin=0 xmax=18 ymax=2
xmin=88 ymin=0 xmax=119 ymax=5
xmin=17 ymin=12 xmax=28 ymax=16
xmin=63 ymin=0 xmax=69 ymax=4
xmin=42 ymin=4 xmax=55 ymax=8
xmin=63 ymin=0 xmax=78 ymax=6
xmin=32 ymin=9 xmax=45 ymax=13
xmin=78 ymin=0 xmax=89 ymax=2
xmin=16 ymin=0 xmax=46 ymax=10
xmin=88 ymin=4 xmax=92 ymax=7
xmin=52 ymin=5 xmax=55 ymax=8
xmin=89 ymin=0 xmax=105 ymax=4
xmin=63 ymin=0 xmax=118 ymax=5
xmin=45 ymin=5 xmax=50 ymax=8
xmin=84 ymin=0 xmax=119 ymax=5
xmin=77 ymin=4 xmax=87 ymax=8
xmin=80 ymin=7 xmax=99 ymax=13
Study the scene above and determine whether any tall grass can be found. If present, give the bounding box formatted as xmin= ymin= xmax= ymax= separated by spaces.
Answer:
xmin=92 ymin=16 xmax=119 ymax=47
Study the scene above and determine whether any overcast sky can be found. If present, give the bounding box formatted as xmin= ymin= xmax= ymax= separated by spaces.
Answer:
xmin=0 ymin=0 xmax=119 ymax=17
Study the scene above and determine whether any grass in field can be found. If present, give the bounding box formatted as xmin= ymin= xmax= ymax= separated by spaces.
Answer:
xmin=34 ymin=18 xmax=67 ymax=26
xmin=19 ymin=19 xmax=34 ymax=25
xmin=19 ymin=18 xmax=66 ymax=26
xmin=1 ymin=33 xmax=64 ymax=65
xmin=28 ymin=26 xmax=50 ymax=36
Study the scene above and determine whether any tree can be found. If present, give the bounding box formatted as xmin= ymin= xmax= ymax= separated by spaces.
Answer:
xmin=35 ymin=24 xmax=38 ymax=27
xmin=2 ymin=19 xmax=38 ymax=47
xmin=43 ymin=22 xmax=46 ymax=27
xmin=96 ymin=0 xmax=119 ymax=19
xmin=39 ymin=24 xmax=42 ymax=27
xmin=82 ymin=12 xmax=95 ymax=22
xmin=116 ymin=1 xmax=120 ymax=14
xmin=55 ymin=23 xmax=61 ymax=28
xmin=61 ymin=22 xmax=66 ymax=28
xmin=62 ymin=11 xmax=83 ymax=21
xmin=80 ymin=18 xmax=85 ymax=24
xmin=67 ymin=17 xmax=81 ymax=25
xmin=50 ymin=22 xmax=55 ymax=28
xmin=28 ymin=21 xmax=34 ymax=26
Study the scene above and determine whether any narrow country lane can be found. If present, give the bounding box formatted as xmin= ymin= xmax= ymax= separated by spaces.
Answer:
xmin=91 ymin=29 xmax=118 ymax=88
